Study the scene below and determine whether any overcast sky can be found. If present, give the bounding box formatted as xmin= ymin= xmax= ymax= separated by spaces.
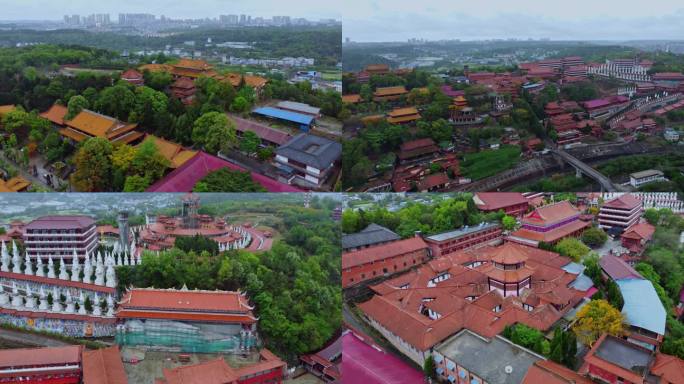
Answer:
xmin=0 ymin=0 xmax=341 ymax=21
xmin=343 ymin=0 xmax=684 ymax=42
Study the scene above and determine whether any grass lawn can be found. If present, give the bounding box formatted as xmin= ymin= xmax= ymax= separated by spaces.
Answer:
xmin=461 ymin=145 xmax=522 ymax=180
xmin=320 ymin=71 xmax=342 ymax=81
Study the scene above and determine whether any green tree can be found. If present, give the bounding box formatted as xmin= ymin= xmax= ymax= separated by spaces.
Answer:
xmin=240 ymin=131 xmax=260 ymax=155
xmin=191 ymin=112 xmax=237 ymax=154
xmin=94 ymin=83 xmax=136 ymax=121
xmin=70 ymin=137 xmax=113 ymax=192
xmin=554 ymin=237 xmax=590 ymax=262
xmin=123 ymin=175 xmax=151 ymax=192
xmin=130 ymin=140 xmax=170 ymax=181
xmin=423 ymin=355 xmax=436 ymax=380
xmin=501 ymin=215 xmax=516 ymax=231
xmin=229 ymin=96 xmax=250 ymax=113
xmin=192 ymin=168 xmax=266 ymax=192
xmin=66 ymin=95 xmax=89 ymax=120
xmin=581 ymin=227 xmax=608 ymax=248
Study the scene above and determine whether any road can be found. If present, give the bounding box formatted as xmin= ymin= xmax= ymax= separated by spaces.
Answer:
xmin=0 ymin=328 xmax=71 ymax=348
xmin=0 ymin=153 xmax=56 ymax=191
xmin=550 ymin=149 xmax=618 ymax=192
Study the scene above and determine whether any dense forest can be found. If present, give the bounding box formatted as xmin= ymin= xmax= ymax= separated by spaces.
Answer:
xmin=115 ymin=198 xmax=342 ymax=362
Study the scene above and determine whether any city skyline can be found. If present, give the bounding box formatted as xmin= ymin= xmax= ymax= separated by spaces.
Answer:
xmin=0 ymin=0 xmax=341 ymax=21
xmin=342 ymin=0 xmax=684 ymax=42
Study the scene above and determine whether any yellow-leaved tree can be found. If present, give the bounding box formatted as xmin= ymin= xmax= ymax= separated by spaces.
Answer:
xmin=572 ymin=299 xmax=625 ymax=347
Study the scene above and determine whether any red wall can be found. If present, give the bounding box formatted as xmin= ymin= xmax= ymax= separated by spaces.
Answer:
xmin=238 ymin=368 xmax=284 ymax=384
xmin=342 ymin=248 xmax=429 ymax=288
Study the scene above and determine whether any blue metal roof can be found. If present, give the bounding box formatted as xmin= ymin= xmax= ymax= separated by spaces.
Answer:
xmin=616 ymin=279 xmax=666 ymax=335
xmin=252 ymin=107 xmax=314 ymax=126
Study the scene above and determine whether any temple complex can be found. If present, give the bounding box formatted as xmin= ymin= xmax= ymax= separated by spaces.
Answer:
xmin=509 ymin=200 xmax=590 ymax=246
xmin=358 ymin=242 xmax=590 ymax=365
xmin=138 ymin=194 xmax=254 ymax=251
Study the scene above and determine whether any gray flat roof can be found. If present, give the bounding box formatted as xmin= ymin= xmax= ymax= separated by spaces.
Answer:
xmin=595 ymin=336 xmax=653 ymax=376
xmin=276 ymin=101 xmax=321 ymax=115
xmin=435 ymin=330 xmax=543 ymax=384
xmin=425 ymin=222 xmax=500 ymax=242
xmin=342 ymin=223 xmax=400 ymax=250
xmin=630 ymin=169 xmax=664 ymax=179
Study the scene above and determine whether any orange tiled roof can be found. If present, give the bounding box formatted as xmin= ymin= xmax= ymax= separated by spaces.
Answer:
xmin=0 ymin=176 xmax=31 ymax=192
xmin=161 ymin=358 xmax=237 ymax=384
xmin=522 ymin=360 xmax=593 ymax=384
xmin=40 ymin=104 xmax=68 ymax=126
xmin=374 ymin=86 xmax=408 ymax=97
xmin=111 ymin=130 xmax=144 ymax=145
xmin=66 ymin=109 xmax=138 ymax=140
xmin=342 ymin=94 xmax=361 ymax=103
xmin=343 ymin=237 xmax=428 ymax=269
xmin=174 ymin=58 xmax=213 ymax=71
xmin=219 ymin=73 xmax=268 ymax=89
xmin=139 ymin=134 xmax=197 ymax=169
xmin=118 ymin=287 xmax=253 ymax=314
xmin=388 ymin=107 xmax=419 ymax=117
xmin=522 ymin=200 xmax=581 ymax=226
xmin=651 ymin=353 xmax=684 ymax=384
xmin=140 ymin=63 xmax=173 ymax=73
xmin=0 ymin=105 xmax=16 ymax=116
xmin=359 ymin=242 xmax=582 ymax=352
xmin=473 ymin=192 xmax=529 ymax=211
xmin=82 ymin=346 xmax=128 ymax=384
xmin=621 ymin=222 xmax=655 ymax=241
xmin=489 ymin=242 xmax=530 ymax=264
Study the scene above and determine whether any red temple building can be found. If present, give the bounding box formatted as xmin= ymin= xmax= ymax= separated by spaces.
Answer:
xmin=0 ymin=345 xmax=83 ymax=384
xmin=580 ymin=334 xmax=656 ymax=384
xmin=364 ymin=64 xmax=390 ymax=75
xmin=171 ymin=77 xmax=196 ymax=105
xmin=620 ymin=222 xmax=655 ymax=254
xmin=121 ymin=69 xmax=144 ymax=86
xmin=300 ymin=333 xmax=341 ymax=383
xmin=509 ymin=200 xmax=590 ymax=246
xmin=115 ymin=287 xmax=258 ymax=353
xmin=138 ymin=194 xmax=254 ymax=251
xmin=473 ymin=192 xmax=530 ymax=217
xmin=386 ymin=107 xmax=421 ymax=124
xmin=23 ymin=215 xmax=98 ymax=260
xmin=342 ymin=235 xmax=430 ymax=288
xmin=397 ymin=138 xmax=439 ymax=164
xmin=598 ymin=194 xmax=642 ymax=231
xmin=373 ymin=86 xmax=408 ymax=102
xmin=582 ymin=95 xmax=630 ymax=120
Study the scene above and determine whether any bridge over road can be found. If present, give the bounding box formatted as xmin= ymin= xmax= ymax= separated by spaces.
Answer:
xmin=550 ymin=148 xmax=619 ymax=192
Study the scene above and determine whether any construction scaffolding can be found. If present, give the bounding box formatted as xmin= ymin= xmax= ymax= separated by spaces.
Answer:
xmin=115 ymin=319 xmax=257 ymax=354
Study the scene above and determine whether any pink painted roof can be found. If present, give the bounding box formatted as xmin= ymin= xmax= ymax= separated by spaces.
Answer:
xmin=582 ymin=95 xmax=629 ymax=110
xmin=147 ymin=152 xmax=301 ymax=192
xmin=231 ymin=115 xmax=293 ymax=146
xmin=440 ymin=85 xmax=465 ymax=98
xmin=342 ymin=329 xmax=424 ymax=384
